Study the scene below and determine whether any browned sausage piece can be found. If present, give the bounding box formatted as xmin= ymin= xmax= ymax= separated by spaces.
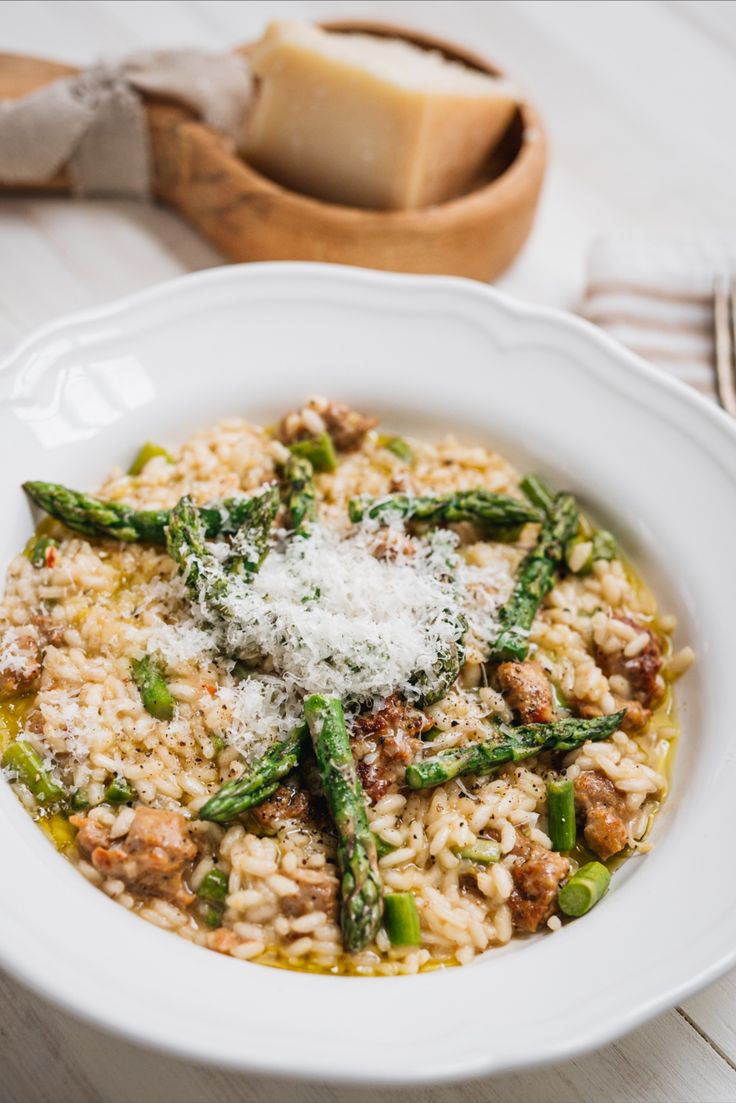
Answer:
xmin=0 ymin=617 xmax=66 ymax=700
xmin=277 ymin=398 xmax=377 ymax=452
xmin=281 ymin=871 xmax=339 ymax=920
xmin=352 ymin=694 xmax=431 ymax=802
xmin=508 ymin=830 xmax=570 ymax=933
xmin=574 ymin=771 xmax=629 ymax=861
xmin=594 ymin=616 xmax=664 ymax=709
xmin=0 ymin=633 xmax=43 ymax=699
xmin=75 ymin=806 xmax=197 ymax=907
xmin=251 ymin=779 xmax=312 ymax=832
xmin=497 ymin=661 xmax=554 ymax=724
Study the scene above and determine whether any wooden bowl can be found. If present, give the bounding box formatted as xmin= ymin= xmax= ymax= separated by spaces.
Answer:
xmin=0 ymin=22 xmax=546 ymax=282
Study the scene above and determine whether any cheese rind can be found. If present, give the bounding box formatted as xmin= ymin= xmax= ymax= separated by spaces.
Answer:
xmin=242 ymin=21 xmax=518 ymax=211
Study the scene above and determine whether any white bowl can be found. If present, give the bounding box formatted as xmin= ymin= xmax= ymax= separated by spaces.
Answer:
xmin=0 ymin=263 xmax=733 ymax=1085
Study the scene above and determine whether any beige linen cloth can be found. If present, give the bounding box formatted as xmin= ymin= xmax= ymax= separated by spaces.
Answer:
xmin=0 ymin=50 xmax=252 ymax=197
xmin=580 ymin=236 xmax=736 ymax=401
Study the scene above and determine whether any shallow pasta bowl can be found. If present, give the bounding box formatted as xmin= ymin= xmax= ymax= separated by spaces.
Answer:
xmin=0 ymin=263 xmax=732 ymax=1084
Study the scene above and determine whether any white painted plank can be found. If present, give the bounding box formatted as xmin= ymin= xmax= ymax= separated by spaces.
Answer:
xmin=681 ymin=969 xmax=736 ymax=1065
xmin=1 ymin=965 xmax=734 ymax=1103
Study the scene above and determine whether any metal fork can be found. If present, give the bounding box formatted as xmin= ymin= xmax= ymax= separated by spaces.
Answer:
xmin=714 ymin=275 xmax=736 ymax=415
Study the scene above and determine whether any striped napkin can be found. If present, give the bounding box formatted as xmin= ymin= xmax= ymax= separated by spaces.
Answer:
xmin=580 ymin=237 xmax=736 ymax=400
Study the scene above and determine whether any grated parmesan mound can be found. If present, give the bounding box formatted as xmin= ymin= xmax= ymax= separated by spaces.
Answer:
xmin=203 ymin=677 xmax=304 ymax=762
xmin=174 ymin=523 xmax=470 ymax=706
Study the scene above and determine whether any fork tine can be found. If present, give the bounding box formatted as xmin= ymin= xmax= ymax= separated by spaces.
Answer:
xmin=714 ymin=276 xmax=736 ymax=416
xmin=730 ymin=276 xmax=736 ymax=414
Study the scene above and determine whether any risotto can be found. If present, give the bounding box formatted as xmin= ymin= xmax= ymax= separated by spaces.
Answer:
xmin=0 ymin=397 xmax=694 ymax=976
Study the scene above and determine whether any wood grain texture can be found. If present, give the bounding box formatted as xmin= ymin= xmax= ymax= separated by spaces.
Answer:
xmin=0 ymin=26 xmax=547 ymax=281
xmin=0 ymin=1 xmax=735 ymax=1100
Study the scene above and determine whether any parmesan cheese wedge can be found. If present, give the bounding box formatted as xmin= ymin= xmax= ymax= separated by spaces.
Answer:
xmin=242 ymin=21 xmax=518 ymax=211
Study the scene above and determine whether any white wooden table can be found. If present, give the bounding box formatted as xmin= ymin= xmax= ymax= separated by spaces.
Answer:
xmin=1 ymin=2 xmax=735 ymax=1100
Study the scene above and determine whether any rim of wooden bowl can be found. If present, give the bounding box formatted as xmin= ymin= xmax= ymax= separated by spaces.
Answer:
xmin=233 ymin=19 xmax=546 ymax=227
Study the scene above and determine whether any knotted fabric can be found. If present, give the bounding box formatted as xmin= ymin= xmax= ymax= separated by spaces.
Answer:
xmin=0 ymin=50 xmax=252 ymax=197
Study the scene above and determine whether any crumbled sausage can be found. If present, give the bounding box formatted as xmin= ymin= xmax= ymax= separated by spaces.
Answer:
xmin=574 ymin=771 xmax=629 ymax=860
xmin=74 ymin=806 xmax=197 ymax=906
xmin=71 ymin=814 xmax=111 ymax=855
xmin=207 ymin=927 xmax=239 ymax=955
xmin=576 ymin=697 xmax=650 ymax=734
xmin=497 ymin=661 xmax=554 ymax=724
xmin=508 ymin=830 xmax=570 ymax=933
xmin=251 ymin=779 xmax=312 ymax=832
xmin=280 ymin=870 xmax=339 ymax=919
xmin=31 ymin=615 xmax=65 ymax=647
xmin=277 ymin=397 xmax=377 ymax=452
xmin=0 ymin=632 xmax=42 ymax=698
xmin=352 ymin=694 xmax=431 ymax=802
xmin=594 ymin=616 xmax=664 ymax=709
xmin=0 ymin=616 xmax=65 ymax=699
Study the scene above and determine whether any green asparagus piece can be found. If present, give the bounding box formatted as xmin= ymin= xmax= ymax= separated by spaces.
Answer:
xmin=348 ymin=489 xmax=542 ymax=531
xmin=383 ymin=893 xmax=421 ymax=946
xmin=377 ymin=435 xmax=414 ymax=465
xmin=278 ymin=455 xmax=317 ymax=535
xmin=224 ymin=485 xmax=280 ymax=576
xmin=405 ymin=710 xmax=626 ymax=790
xmin=104 ymin=776 xmax=136 ymax=804
xmin=204 ymin=906 xmax=222 ymax=928
xmin=488 ymin=492 xmax=579 ymax=663
xmin=558 ymin=860 xmax=611 ymax=916
xmin=410 ymin=609 xmax=467 ymax=707
xmin=546 ymin=777 xmax=577 ymax=851
xmin=25 ymin=534 xmax=59 ymax=567
xmin=131 ymin=655 xmax=175 ymax=721
xmin=566 ymin=529 xmax=617 ymax=576
xmin=198 ymin=868 xmax=229 ymax=903
xmin=23 ymin=481 xmax=265 ymax=545
xmin=128 ymin=441 xmax=175 ymax=476
xmin=288 ymin=433 xmax=337 ymax=473
xmin=69 ymin=788 xmax=90 ymax=812
xmin=2 ymin=741 xmax=65 ymax=804
xmin=453 ymin=839 xmax=502 ymax=864
xmin=199 ymin=724 xmax=309 ymax=823
xmin=519 ymin=475 xmax=557 ymax=516
xmin=165 ymin=496 xmax=229 ymax=611
xmin=304 ymin=694 xmax=383 ymax=952
xmin=372 ymin=833 xmax=397 ymax=859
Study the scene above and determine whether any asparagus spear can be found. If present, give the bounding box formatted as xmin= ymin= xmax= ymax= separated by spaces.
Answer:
xmin=453 ymin=839 xmax=501 ymax=864
xmin=23 ymin=481 xmax=266 ymax=545
xmin=1 ymin=740 xmax=65 ymax=805
xmin=128 ymin=441 xmax=175 ymax=476
xmin=410 ymin=610 xmax=467 ymax=707
xmin=348 ymin=489 xmax=542 ymax=531
xmin=547 ymin=777 xmax=577 ymax=851
xmin=288 ymin=433 xmax=337 ymax=473
xmin=165 ymin=495 xmax=229 ymax=611
xmin=405 ymin=710 xmax=626 ymax=790
xmin=199 ymin=724 xmax=308 ymax=823
xmin=278 ymin=454 xmax=317 ymax=535
xmin=488 ymin=491 xmax=579 ymax=663
xmin=383 ymin=893 xmax=421 ymax=946
xmin=377 ymin=435 xmax=414 ymax=465
xmin=520 ymin=475 xmax=556 ymax=516
xmin=558 ymin=860 xmax=611 ymax=917
xmin=104 ymin=776 xmax=136 ymax=804
xmin=131 ymin=655 xmax=175 ymax=721
xmin=224 ymin=485 xmax=280 ymax=576
xmin=304 ymin=694 xmax=383 ymax=952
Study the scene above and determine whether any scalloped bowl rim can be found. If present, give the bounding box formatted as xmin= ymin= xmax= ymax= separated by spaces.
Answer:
xmin=0 ymin=263 xmax=733 ymax=1086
